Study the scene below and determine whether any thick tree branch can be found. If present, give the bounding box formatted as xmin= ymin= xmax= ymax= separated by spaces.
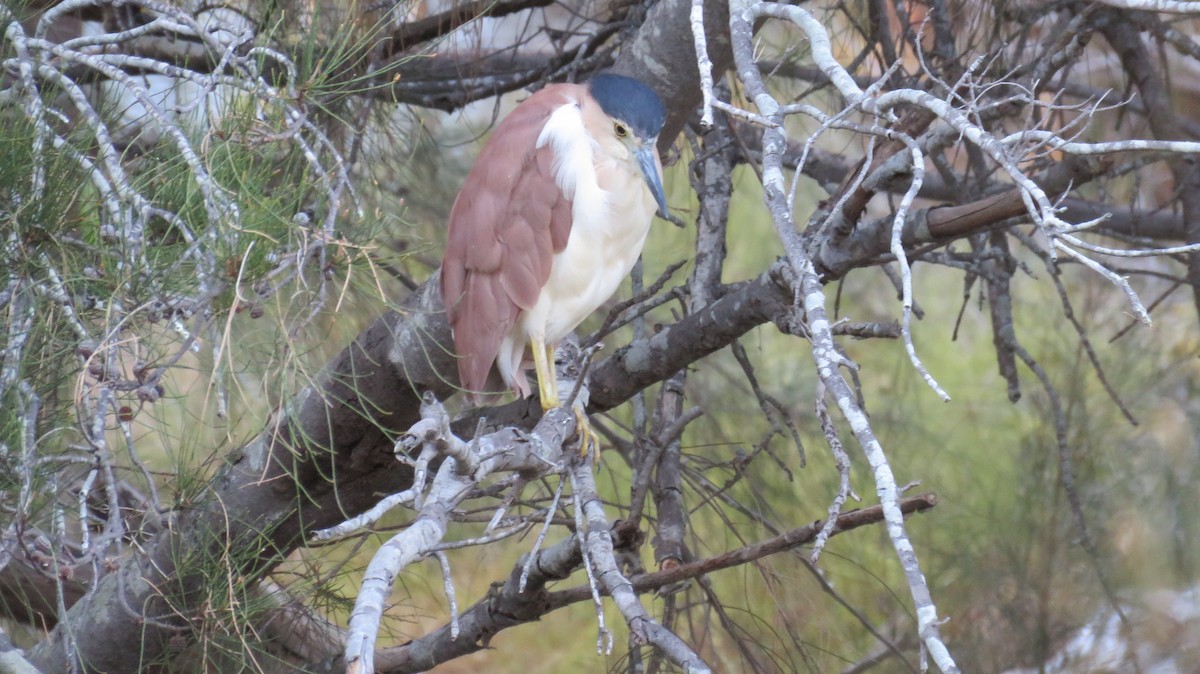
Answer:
xmin=28 ymin=282 xmax=455 ymax=673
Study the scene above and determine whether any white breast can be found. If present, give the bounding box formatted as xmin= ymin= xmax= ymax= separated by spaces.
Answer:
xmin=502 ymin=100 xmax=657 ymax=357
xmin=535 ymin=164 xmax=655 ymax=342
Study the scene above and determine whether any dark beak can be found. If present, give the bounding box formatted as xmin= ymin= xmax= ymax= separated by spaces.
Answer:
xmin=635 ymin=144 xmax=669 ymax=219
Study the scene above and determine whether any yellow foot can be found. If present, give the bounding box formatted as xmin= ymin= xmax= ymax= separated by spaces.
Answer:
xmin=531 ymin=336 xmax=600 ymax=462
xmin=574 ymin=406 xmax=602 ymax=464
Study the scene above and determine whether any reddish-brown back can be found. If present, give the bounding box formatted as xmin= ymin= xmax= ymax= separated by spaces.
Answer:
xmin=439 ymin=84 xmax=582 ymax=402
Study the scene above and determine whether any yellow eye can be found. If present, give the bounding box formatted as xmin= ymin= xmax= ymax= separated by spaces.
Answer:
xmin=614 ymin=123 xmax=628 ymax=138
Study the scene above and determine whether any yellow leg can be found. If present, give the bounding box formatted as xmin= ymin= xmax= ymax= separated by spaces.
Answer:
xmin=531 ymin=337 xmax=601 ymax=462
xmin=531 ymin=336 xmax=558 ymax=410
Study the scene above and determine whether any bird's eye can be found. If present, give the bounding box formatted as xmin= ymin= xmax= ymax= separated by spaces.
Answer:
xmin=614 ymin=123 xmax=628 ymax=138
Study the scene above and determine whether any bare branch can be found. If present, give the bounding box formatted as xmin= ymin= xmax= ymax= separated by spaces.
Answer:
xmin=569 ymin=459 xmax=713 ymax=673
xmin=730 ymin=2 xmax=959 ymax=669
xmin=343 ymin=397 xmax=577 ymax=674
xmin=547 ymin=494 xmax=939 ymax=608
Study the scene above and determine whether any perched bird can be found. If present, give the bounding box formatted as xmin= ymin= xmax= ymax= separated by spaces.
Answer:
xmin=440 ymin=73 xmax=668 ymax=420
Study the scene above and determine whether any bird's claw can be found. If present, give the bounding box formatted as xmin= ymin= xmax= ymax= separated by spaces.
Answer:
xmin=574 ymin=406 xmax=601 ymax=465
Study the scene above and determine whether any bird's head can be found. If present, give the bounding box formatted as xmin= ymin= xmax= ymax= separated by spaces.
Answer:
xmin=587 ymin=73 xmax=669 ymax=219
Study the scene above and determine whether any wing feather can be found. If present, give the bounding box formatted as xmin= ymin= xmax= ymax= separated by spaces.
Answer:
xmin=439 ymin=84 xmax=581 ymax=400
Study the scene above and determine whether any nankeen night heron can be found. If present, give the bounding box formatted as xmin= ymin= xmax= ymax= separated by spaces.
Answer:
xmin=440 ymin=73 xmax=668 ymax=439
